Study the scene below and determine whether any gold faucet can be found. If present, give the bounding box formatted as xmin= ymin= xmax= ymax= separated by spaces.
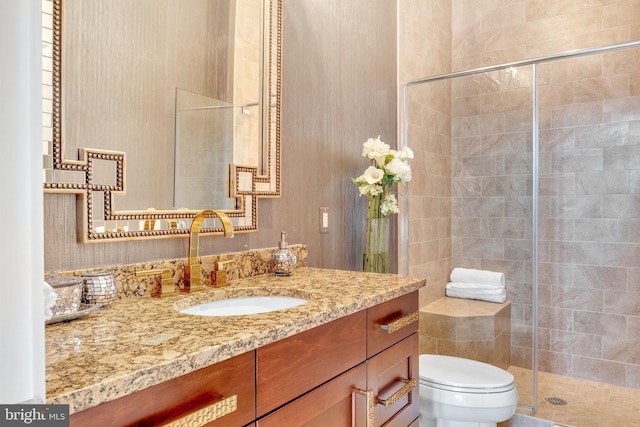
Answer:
xmin=185 ymin=209 xmax=234 ymax=292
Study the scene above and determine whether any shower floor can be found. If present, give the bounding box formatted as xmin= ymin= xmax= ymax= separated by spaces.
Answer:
xmin=507 ymin=366 xmax=640 ymax=426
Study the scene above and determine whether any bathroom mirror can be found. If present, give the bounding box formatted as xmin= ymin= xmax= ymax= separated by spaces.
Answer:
xmin=43 ymin=0 xmax=282 ymax=242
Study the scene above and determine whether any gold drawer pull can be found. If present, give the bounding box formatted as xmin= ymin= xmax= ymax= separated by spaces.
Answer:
xmin=377 ymin=378 xmax=417 ymax=409
xmin=354 ymin=388 xmax=375 ymax=427
xmin=162 ymin=394 xmax=237 ymax=427
xmin=380 ymin=311 xmax=419 ymax=334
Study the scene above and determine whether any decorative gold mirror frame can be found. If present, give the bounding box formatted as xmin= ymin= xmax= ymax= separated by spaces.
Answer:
xmin=43 ymin=0 xmax=282 ymax=242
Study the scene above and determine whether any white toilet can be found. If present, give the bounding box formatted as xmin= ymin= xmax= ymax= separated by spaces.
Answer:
xmin=419 ymin=354 xmax=519 ymax=427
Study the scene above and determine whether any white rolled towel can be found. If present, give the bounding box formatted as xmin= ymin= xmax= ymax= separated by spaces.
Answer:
xmin=445 ymin=282 xmax=506 ymax=304
xmin=450 ymin=267 xmax=505 ymax=289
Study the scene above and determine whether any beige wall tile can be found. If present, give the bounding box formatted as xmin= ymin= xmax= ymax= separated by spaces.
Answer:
xmin=603 ymin=0 xmax=640 ymax=27
xmin=574 ymin=264 xmax=629 ymax=289
xmin=538 ymin=349 xmax=573 ymax=375
xmin=456 ymin=315 xmax=496 ymax=340
xmin=575 ymin=75 xmax=630 ymax=102
xmin=525 ymin=0 xmax=573 ymax=22
xmin=627 ymin=363 xmax=640 ymax=388
xmin=574 ymin=310 xmax=627 ymax=338
xmin=573 ymin=355 xmax=627 ymax=385
xmin=539 ymin=306 xmax=573 ymax=331
xmin=576 ymin=26 xmax=631 ymax=48
xmin=550 ymin=330 xmax=603 ymax=359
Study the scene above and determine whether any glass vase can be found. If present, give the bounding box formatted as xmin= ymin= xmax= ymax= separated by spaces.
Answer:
xmin=363 ymin=216 xmax=389 ymax=273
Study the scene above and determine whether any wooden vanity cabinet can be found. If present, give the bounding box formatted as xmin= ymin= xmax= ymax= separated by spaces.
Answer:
xmin=68 ymin=291 xmax=419 ymax=427
xmin=256 ymin=291 xmax=420 ymax=427
xmin=69 ymin=350 xmax=256 ymax=427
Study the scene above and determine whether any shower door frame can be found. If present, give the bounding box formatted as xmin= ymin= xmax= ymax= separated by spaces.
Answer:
xmin=399 ymin=39 xmax=640 ymax=413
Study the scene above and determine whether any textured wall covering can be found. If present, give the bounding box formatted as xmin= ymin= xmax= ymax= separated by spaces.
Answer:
xmin=44 ymin=0 xmax=397 ymax=272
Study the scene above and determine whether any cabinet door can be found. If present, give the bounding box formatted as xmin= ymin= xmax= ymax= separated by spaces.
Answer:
xmin=367 ymin=333 xmax=419 ymax=427
xmin=257 ymin=310 xmax=367 ymax=416
xmin=257 ymin=363 xmax=368 ymax=427
xmin=70 ymin=350 xmax=255 ymax=427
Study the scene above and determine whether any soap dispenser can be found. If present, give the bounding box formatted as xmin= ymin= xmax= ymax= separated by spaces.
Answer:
xmin=272 ymin=231 xmax=297 ymax=276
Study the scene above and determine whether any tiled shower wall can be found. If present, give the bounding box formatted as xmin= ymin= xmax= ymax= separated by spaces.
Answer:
xmin=452 ymin=44 xmax=640 ymax=387
xmin=451 ymin=0 xmax=640 ymax=72
xmin=448 ymin=0 xmax=640 ymax=388
xmin=536 ymin=49 xmax=640 ymax=388
xmin=449 ymin=46 xmax=640 ymax=388
xmin=399 ymin=1 xmax=453 ymax=308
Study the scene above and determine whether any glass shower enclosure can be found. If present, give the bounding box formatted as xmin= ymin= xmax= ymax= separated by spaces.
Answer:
xmin=402 ymin=40 xmax=640 ymax=413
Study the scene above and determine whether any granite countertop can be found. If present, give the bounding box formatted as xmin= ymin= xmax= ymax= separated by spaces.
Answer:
xmin=45 ymin=267 xmax=425 ymax=414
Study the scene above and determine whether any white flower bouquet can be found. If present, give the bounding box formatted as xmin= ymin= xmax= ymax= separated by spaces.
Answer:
xmin=353 ymin=136 xmax=413 ymax=272
xmin=353 ymin=136 xmax=413 ymax=217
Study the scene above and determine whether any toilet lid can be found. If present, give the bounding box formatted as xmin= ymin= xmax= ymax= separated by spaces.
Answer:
xmin=419 ymin=354 xmax=515 ymax=392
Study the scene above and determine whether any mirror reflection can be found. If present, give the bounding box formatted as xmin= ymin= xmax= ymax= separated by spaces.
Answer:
xmin=43 ymin=0 xmax=282 ymax=241
xmin=174 ymin=88 xmax=240 ymax=211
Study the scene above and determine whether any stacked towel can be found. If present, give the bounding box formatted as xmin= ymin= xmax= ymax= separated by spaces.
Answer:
xmin=450 ymin=267 xmax=505 ymax=288
xmin=445 ymin=268 xmax=506 ymax=303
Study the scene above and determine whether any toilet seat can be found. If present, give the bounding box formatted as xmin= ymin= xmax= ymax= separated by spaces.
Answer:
xmin=419 ymin=354 xmax=515 ymax=394
xmin=419 ymin=354 xmax=519 ymax=424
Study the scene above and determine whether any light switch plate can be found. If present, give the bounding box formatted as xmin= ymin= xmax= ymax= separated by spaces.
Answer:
xmin=319 ymin=207 xmax=329 ymax=233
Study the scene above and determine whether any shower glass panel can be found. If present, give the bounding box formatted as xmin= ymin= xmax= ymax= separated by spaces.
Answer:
xmin=450 ymin=65 xmax=536 ymax=410
xmin=404 ymin=41 xmax=640 ymax=419
xmin=405 ymin=65 xmax=537 ymax=407
xmin=536 ymin=46 xmax=640 ymax=389
xmin=405 ymin=64 xmax=537 ymax=410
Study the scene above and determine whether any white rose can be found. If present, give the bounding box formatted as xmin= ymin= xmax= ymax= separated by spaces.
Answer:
xmin=362 ymin=136 xmax=390 ymax=160
xmin=385 ymin=158 xmax=412 ymax=183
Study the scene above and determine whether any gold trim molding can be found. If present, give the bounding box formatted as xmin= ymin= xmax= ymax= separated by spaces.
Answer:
xmin=43 ymin=0 xmax=282 ymax=242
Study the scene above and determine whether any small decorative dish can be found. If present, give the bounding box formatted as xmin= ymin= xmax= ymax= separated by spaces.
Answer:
xmin=45 ymin=304 xmax=102 ymax=325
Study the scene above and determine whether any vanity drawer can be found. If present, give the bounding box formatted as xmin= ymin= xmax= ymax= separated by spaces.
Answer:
xmin=256 ymin=310 xmax=367 ymax=417
xmin=367 ymin=333 xmax=419 ymax=427
xmin=70 ymin=350 xmax=256 ymax=427
xmin=257 ymin=363 xmax=368 ymax=426
xmin=367 ymin=291 xmax=419 ymax=358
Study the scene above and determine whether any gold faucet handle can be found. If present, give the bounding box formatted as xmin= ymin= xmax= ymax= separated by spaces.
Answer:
xmin=136 ymin=268 xmax=174 ymax=297
xmin=217 ymin=260 xmax=235 ymax=270
xmin=213 ymin=260 xmax=235 ymax=287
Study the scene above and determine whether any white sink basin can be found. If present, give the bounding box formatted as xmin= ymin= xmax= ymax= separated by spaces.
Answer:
xmin=179 ymin=295 xmax=308 ymax=316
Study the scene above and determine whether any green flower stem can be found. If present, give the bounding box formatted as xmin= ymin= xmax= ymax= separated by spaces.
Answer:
xmin=363 ymin=194 xmax=389 ymax=273
xmin=368 ymin=193 xmax=381 ymax=219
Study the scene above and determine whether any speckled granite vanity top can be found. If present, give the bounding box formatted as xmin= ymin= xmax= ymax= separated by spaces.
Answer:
xmin=45 ymin=267 xmax=425 ymax=413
